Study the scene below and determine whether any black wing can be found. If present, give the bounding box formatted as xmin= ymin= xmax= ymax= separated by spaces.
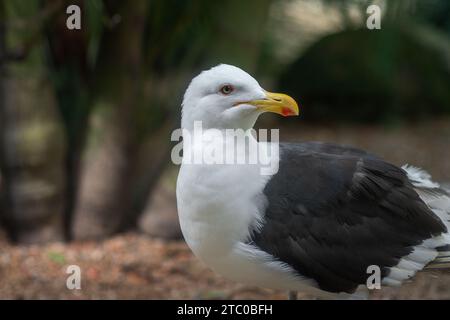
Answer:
xmin=250 ymin=143 xmax=446 ymax=293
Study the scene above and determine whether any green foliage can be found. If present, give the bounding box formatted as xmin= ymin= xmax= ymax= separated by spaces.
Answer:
xmin=85 ymin=0 xmax=104 ymax=68
xmin=278 ymin=23 xmax=450 ymax=123
xmin=3 ymin=0 xmax=45 ymax=74
xmin=47 ymin=251 xmax=66 ymax=265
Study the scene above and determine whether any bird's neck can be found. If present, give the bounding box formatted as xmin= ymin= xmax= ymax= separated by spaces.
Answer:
xmin=180 ymin=126 xmax=279 ymax=177
xmin=182 ymin=126 xmax=257 ymax=150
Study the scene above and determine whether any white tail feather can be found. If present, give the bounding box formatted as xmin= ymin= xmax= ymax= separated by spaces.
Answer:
xmin=402 ymin=165 xmax=450 ymax=270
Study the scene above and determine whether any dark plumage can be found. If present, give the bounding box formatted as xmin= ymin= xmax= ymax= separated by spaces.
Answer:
xmin=250 ymin=142 xmax=447 ymax=293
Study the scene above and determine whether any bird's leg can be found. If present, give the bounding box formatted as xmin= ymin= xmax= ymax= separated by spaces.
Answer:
xmin=288 ymin=291 xmax=298 ymax=300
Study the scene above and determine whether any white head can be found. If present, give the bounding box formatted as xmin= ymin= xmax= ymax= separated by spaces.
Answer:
xmin=181 ymin=64 xmax=299 ymax=131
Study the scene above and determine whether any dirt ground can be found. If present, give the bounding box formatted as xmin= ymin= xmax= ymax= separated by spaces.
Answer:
xmin=1 ymin=119 xmax=450 ymax=300
xmin=0 ymin=232 xmax=450 ymax=300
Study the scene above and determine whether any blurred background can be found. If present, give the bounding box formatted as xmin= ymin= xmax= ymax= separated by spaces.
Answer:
xmin=0 ymin=0 xmax=449 ymax=299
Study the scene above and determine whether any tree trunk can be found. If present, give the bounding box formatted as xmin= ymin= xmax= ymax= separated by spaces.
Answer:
xmin=0 ymin=1 xmax=66 ymax=243
xmin=0 ymin=1 xmax=6 ymax=235
xmin=71 ymin=1 xmax=149 ymax=240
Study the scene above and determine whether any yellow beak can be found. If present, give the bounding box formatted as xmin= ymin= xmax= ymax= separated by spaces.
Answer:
xmin=246 ymin=91 xmax=299 ymax=117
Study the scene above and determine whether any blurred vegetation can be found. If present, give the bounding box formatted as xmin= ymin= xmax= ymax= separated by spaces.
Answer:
xmin=0 ymin=0 xmax=271 ymax=243
xmin=279 ymin=23 xmax=450 ymax=123
xmin=278 ymin=0 xmax=450 ymax=123
xmin=0 ymin=0 xmax=449 ymax=244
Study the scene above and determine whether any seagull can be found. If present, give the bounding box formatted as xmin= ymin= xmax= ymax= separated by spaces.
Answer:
xmin=176 ymin=64 xmax=450 ymax=299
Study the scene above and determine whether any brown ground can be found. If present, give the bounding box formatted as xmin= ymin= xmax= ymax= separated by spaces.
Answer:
xmin=0 ymin=233 xmax=449 ymax=299
xmin=1 ymin=119 xmax=450 ymax=299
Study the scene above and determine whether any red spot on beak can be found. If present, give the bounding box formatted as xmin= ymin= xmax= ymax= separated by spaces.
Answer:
xmin=281 ymin=107 xmax=295 ymax=116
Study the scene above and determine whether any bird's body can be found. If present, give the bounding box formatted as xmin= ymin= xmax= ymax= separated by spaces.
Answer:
xmin=176 ymin=64 xmax=450 ymax=298
xmin=177 ymin=131 xmax=320 ymax=294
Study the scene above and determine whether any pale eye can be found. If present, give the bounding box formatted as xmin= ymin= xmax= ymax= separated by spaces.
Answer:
xmin=219 ymin=84 xmax=234 ymax=95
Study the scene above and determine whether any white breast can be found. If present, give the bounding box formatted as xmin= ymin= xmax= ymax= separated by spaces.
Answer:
xmin=176 ymin=131 xmax=319 ymax=293
xmin=176 ymin=137 xmax=268 ymax=260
